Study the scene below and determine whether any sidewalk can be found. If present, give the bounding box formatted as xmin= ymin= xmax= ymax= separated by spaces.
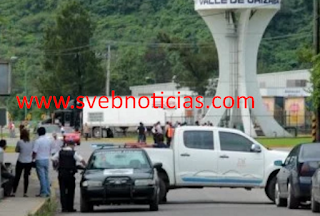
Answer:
xmin=0 ymin=153 xmax=58 ymax=216
xmin=0 ymin=171 xmax=46 ymax=216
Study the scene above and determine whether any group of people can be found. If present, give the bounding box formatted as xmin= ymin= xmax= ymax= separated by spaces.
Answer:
xmin=137 ymin=121 xmax=177 ymax=148
xmin=0 ymin=125 xmax=86 ymax=213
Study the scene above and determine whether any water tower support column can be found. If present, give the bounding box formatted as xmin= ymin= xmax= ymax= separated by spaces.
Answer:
xmin=196 ymin=1 xmax=292 ymax=138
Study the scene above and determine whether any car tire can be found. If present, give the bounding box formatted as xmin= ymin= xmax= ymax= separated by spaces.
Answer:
xmin=266 ymin=175 xmax=277 ymax=203
xmin=149 ymin=187 xmax=160 ymax=211
xmin=311 ymin=189 xmax=320 ymax=213
xmin=80 ymin=195 xmax=93 ymax=212
xmin=287 ymin=182 xmax=299 ymax=209
xmin=275 ymin=181 xmax=287 ymax=207
xmin=159 ymin=178 xmax=167 ymax=204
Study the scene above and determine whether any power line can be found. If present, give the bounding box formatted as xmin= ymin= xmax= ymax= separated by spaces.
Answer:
xmin=17 ymin=31 xmax=312 ymax=56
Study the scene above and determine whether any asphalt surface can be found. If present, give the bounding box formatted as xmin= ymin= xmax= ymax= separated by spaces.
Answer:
xmin=55 ymin=141 xmax=313 ymax=216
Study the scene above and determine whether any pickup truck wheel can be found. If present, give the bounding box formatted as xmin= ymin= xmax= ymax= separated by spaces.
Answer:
xmin=287 ymin=183 xmax=299 ymax=209
xmin=80 ymin=195 xmax=93 ymax=212
xmin=159 ymin=178 xmax=167 ymax=204
xmin=266 ymin=175 xmax=276 ymax=203
xmin=311 ymin=188 xmax=320 ymax=212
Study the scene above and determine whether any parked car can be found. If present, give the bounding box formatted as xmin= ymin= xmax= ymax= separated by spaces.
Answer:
xmin=63 ymin=127 xmax=81 ymax=145
xmin=311 ymin=165 xmax=320 ymax=212
xmin=275 ymin=143 xmax=320 ymax=209
xmin=80 ymin=145 xmax=161 ymax=212
xmin=142 ymin=126 xmax=288 ymax=203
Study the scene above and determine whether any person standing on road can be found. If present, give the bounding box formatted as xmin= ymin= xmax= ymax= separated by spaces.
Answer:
xmin=153 ymin=135 xmax=168 ymax=148
xmin=12 ymin=129 xmax=34 ymax=197
xmin=155 ymin=121 xmax=163 ymax=143
xmin=83 ymin=123 xmax=89 ymax=141
xmin=164 ymin=121 xmax=170 ymax=144
xmin=137 ymin=122 xmax=146 ymax=143
xmin=52 ymin=139 xmax=86 ymax=213
xmin=33 ymin=127 xmax=52 ymax=197
xmin=166 ymin=123 xmax=175 ymax=147
xmin=151 ymin=124 xmax=157 ymax=143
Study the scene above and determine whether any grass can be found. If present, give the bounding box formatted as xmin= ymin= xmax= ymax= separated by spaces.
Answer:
xmin=255 ymin=137 xmax=312 ymax=148
xmin=28 ymin=198 xmax=57 ymax=216
xmin=5 ymin=146 xmax=15 ymax=153
xmin=85 ymin=135 xmax=312 ymax=148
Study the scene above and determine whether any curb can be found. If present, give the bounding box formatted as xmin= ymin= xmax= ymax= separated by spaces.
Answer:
xmin=28 ymin=180 xmax=59 ymax=216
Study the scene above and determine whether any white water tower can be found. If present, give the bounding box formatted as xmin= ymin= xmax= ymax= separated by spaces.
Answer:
xmin=195 ymin=0 xmax=291 ymax=137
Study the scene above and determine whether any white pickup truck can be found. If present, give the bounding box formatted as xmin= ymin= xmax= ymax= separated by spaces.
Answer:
xmin=144 ymin=126 xmax=289 ymax=203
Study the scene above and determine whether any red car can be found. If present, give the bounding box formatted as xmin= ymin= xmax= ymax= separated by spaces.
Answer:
xmin=63 ymin=127 xmax=81 ymax=146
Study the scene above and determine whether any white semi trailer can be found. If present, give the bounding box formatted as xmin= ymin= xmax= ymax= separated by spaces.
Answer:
xmin=82 ymin=96 xmax=166 ymax=138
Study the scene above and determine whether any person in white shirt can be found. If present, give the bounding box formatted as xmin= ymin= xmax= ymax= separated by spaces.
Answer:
xmin=51 ymin=133 xmax=63 ymax=156
xmin=33 ymin=127 xmax=52 ymax=197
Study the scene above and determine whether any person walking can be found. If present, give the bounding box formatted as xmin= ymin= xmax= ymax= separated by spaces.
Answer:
xmin=137 ymin=122 xmax=146 ymax=143
xmin=12 ymin=129 xmax=33 ymax=197
xmin=83 ymin=123 xmax=89 ymax=141
xmin=33 ymin=127 xmax=52 ymax=197
xmin=52 ymin=139 xmax=86 ymax=213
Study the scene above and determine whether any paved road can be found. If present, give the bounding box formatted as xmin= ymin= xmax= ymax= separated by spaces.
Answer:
xmin=55 ymin=141 xmax=313 ymax=216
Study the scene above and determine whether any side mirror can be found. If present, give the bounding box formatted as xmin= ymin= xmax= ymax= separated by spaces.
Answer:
xmin=250 ymin=144 xmax=261 ymax=153
xmin=153 ymin=163 xmax=162 ymax=169
xmin=274 ymin=160 xmax=283 ymax=167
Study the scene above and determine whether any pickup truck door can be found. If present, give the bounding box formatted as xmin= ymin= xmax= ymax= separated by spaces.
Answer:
xmin=216 ymin=131 xmax=264 ymax=186
xmin=175 ymin=129 xmax=219 ymax=186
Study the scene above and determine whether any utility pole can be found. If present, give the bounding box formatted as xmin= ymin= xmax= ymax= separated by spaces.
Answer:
xmin=314 ymin=0 xmax=320 ymax=141
xmin=76 ymin=52 xmax=82 ymax=96
xmin=106 ymin=44 xmax=111 ymax=96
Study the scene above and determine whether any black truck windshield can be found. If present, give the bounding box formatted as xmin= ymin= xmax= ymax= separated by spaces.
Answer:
xmin=88 ymin=150 xmax=151 ymax=170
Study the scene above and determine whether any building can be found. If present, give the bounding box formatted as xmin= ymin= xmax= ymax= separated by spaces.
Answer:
xmin=129 ymin=82 xmax=190 ymax=97
xmin=130 ymin=69 xmax=311 ymax=98
xmin=130 ymin=69 xmax=312 ymax=132
xmin=258 ymin=69 xmax=311 ymax=97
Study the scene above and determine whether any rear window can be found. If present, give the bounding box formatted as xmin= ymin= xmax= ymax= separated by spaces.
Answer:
xmin=88 ymin=150 xmax=151 ymax=170
xmin=300 ymin=144 xmax=320 ymax=161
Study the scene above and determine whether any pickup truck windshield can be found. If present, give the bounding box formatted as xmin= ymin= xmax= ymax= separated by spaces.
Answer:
xmin=88 ymin=150 xmax=151 ymax=170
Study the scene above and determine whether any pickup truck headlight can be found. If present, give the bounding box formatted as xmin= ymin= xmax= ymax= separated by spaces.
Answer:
xmin=82 ymin=180 xmax=102 ymax=187
xmin=135 ymin=179 xmax=155 ymax=186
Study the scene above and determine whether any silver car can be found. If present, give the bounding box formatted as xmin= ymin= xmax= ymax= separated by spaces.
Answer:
xmin=34 ymin=124 xmax=63 ymax=141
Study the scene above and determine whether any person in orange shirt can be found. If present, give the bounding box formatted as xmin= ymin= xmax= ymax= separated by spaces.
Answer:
xmin=166 ymin=123 xmax=175 ymax=147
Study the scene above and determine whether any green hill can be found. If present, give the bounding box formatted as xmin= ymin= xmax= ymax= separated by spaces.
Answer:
xmin=0 ymin=0 xmax=314 ymax=120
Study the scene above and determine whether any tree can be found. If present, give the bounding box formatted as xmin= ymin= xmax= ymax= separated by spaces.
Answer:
xmin=310 ymin=55 xmax=320 ymax=111
xmin=156 ymin=32 xmax=219 ymax=95
xmin=38 ymin=0 xmax=104 ymax=106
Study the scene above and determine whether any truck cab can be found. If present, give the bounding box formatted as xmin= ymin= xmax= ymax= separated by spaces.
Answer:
xmin=144 ymin=126 xmax=288 ymax=203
